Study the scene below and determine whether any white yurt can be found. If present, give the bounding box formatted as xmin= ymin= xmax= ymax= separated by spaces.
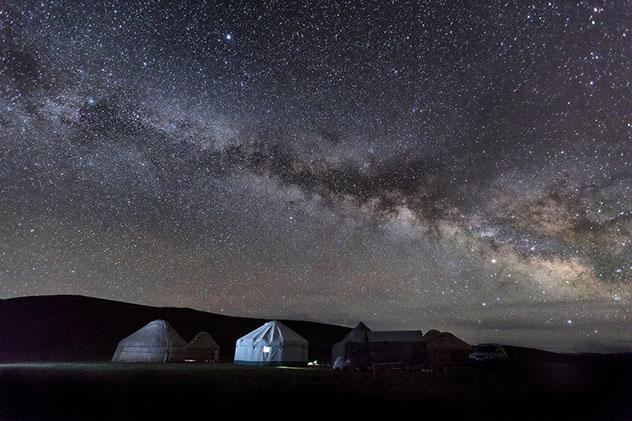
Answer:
xmin=234 ymin=321 xmax=308 ymax=365
xmin=186 ymin=331 xmax=220 ymax=362
xmin=112 ymin=320 xmax=187 ymax=363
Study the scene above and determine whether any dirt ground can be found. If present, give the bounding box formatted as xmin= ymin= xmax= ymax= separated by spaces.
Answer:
xmin=1 ymin=358 xmax=632 ymax=420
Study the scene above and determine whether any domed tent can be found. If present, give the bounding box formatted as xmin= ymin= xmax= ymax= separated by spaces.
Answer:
xmin=424 ymin=329 xmax=472 ymax=366
xmin=332 ymin=322 xmax=428 ymax=369
xmin=234 ymin=321 xmax=308 ymax=365
xmin=186 ymin=331 xmax=220 ymax=362
xmin=112 ymin=320 xmax=187 ymax=363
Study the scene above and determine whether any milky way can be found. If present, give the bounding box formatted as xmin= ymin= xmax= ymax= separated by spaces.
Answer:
xmin=1 ymin=1 xmax=631 ymax=351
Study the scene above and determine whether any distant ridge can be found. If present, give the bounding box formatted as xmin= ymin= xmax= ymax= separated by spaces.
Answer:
xmin=0 ymin=294 xmax=587 ymax=364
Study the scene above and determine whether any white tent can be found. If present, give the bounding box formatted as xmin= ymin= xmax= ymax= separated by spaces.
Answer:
xmin=234 ymin=321 xmax=308 ymax=365
xmin=112 ymin=320 xmax=187 ymax=363
xmin=186 ymin=331 xmax=220 ymax=362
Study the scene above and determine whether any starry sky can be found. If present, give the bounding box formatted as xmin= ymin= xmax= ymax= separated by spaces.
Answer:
xmin=1 ymin=0 xmax=631 ymax=352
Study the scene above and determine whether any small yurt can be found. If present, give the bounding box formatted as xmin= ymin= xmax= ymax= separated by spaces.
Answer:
xmin=186 ymin=331 xmax=220 ymax=362
xmin=234 ymin=320 xmax=308 ymax=365
xmin=112 ymin=320 xmax=187 ymax=363
xmin=423 ymin=329 xmax=472 ymax=366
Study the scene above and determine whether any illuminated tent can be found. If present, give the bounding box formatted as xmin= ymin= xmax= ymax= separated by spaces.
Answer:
xmin=112 ymin=320 xmax=187 ymax=363
xmin=234 ymin=321 xmax=308 ymax=365
xmin=186 ymin=331 xmax=220 ymax=362
xmin=332 ymin=322 xmax=428 ymax=369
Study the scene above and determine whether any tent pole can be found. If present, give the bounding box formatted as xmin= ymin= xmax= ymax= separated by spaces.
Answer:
xmin=363 ymin=329 xmax=376 ymax=379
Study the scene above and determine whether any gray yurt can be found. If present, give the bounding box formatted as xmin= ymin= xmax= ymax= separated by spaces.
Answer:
xmin=112 ymin=320 xmax=187 ymax=363
xmin=186 ymin=331 xmax=220 ymax=362
xmin=234 ymin=321 xmax=308 ymax=365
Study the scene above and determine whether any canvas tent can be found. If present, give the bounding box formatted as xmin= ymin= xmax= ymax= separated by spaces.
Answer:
xmin=332 ymin=322 xmax=428 ymax=369
xmin=234 ymin=321 xmax=308 ymax=365
xmin=112 ymin=320 xmax=187 ymax=363
xmin=186 ymin=331 xmax=220 ymax=362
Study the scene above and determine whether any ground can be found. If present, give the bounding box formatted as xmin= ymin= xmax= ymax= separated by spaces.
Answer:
xmin=2 ymin=357 xmax=632 ymax=420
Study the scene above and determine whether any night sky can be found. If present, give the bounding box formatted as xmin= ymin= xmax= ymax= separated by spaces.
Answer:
xmin=1 ymin=1 xmax=631 ymax=352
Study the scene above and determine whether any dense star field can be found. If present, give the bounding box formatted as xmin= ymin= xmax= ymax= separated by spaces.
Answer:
xmin=1 ymin=1 xmax=631 ymax=352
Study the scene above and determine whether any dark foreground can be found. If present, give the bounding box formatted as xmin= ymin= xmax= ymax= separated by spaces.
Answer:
xmin=2 ymin=357 xmax=632 ymax=421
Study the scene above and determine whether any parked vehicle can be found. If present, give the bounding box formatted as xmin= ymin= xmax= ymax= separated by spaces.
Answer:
xmin=469 ymin=344 xmax=509 ymax=364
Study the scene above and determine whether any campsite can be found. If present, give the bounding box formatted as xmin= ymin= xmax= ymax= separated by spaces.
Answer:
xmin=1 ymin=295 xmax=631 ymax=419
xmin=4 ymin=0 xmax=632 ymax=419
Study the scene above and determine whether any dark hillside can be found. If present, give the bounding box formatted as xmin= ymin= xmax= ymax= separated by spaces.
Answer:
xmin=0 ymin=295 xmax=350 ymax=362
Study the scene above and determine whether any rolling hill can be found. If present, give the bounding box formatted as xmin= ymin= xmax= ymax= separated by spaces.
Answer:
xmin=2 ymin=294 xmax=580 ymax=365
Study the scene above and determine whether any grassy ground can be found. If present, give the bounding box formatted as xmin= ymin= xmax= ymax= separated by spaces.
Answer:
xmin=1 ymin=360 xmax=632 ymax=420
